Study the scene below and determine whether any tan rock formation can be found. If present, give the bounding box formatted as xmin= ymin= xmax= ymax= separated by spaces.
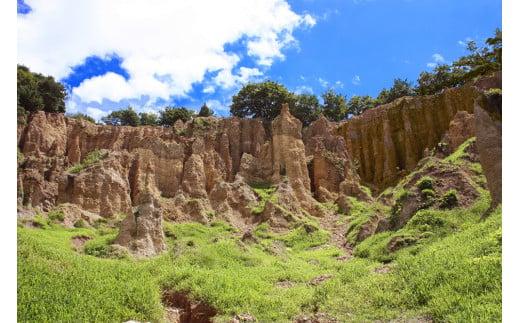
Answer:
xmin=475 ymin=92 xmax=502 ymax=208
xmin=337 ymin=85 xmax=479 ymax=189
xmin=440 ymin=111 xmax=476 ymax=154
xmin=271 ymin=103 xmax=311 ymax=190
xmin=114 ymin=192 xmax=166 ymax=257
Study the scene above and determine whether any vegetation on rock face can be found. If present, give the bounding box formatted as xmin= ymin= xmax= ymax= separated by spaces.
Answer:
xmin=67 ymin=150 xmax=108 ymax=174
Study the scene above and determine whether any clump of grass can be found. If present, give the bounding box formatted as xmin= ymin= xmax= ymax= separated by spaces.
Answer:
xmin=439 ymin=189 xmax=458 ymax=209
xmin=420 ymin=188 xmax=435 ymax=199
xmin=32 ymin=214 xmax=50 ymax=229
xmin=68 ymin=150 xmax=107 ymax=174
xmin=444 ymin=137 xmax=476 ymax=165
xmin=250 ymin=183 xmax=277 ymax=215
xmin=73 ymin=219 xmax=86 ymax=228
xmin=345 ymin=198 xmax=388 ymax=245
xmin=416 ymin=176 xmax=434 ymax=191
xmin=47 ymin=209 xmax=65 ymax=222
xmin=83 ymin=234 xmax=129 ymax=260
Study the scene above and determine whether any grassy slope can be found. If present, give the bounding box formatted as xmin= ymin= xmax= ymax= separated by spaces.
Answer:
xmin=18 ymin=207 xmax=501 ymax=322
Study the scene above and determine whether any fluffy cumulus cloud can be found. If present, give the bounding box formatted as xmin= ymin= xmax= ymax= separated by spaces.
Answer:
xmin=427 ymin=53 xmax=445 ymax=68
xmin=18 ymin=0 xmax=316 ymax=108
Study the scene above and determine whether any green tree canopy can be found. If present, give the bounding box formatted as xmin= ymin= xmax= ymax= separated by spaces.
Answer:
xmin=416 ymin=28 xmax=502 ymax=96
xmin=159 ymin=107 xmax=194 ymax=126
xmin=68 ymin=113 xmax=96 ymax=124
xmin=17 ymin=65 xmax=66 ymax=114
xmin=321 ymin=89 xmax=347 ymax=122
xmin=102 ymin=107 xmax=140 ymax=126
xmin=139 ymin=112 xmax=159 ymax=126
xmin=292 ymin=93 xmax=321 ymax=126
xmin=347 ymin=95 xmax=378 ymax=117
xmin=198 ymin=103 xmax=214 ymax=117
xmin=377 ymin=78 xmax=416 ymax=105
xmin=230 ymin=81 xmax=295 ymax=121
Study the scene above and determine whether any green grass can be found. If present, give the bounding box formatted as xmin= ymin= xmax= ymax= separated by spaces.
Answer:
xmin=18 ymin=193 xmax=501 ymax=322
xmin=68 ymin=149 xmax=108 ymax=174
xmin=18 ymin=227 xmax=163 ymax=322
xmin=345 ymin=197 xmax=389 ymax=244
xmin=250 ymin=184 xmax=278 ymax=215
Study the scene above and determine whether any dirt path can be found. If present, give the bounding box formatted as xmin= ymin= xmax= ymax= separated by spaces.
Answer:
xmin=318 ymin=211 xmax=353 ymax=259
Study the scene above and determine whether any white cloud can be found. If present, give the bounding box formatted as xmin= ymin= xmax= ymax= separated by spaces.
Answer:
xmin=458 ymin=37 xmax=473 ymax=47
xmin=215 ymin=67 xmax=263 ymax=89
xmin=206 ymin=99 xmax=229 ymax=115
xmin=294 ymin=85 xmax=313 ymax=94
xmin=426 ymin=53 xmax=446 ymax=69
xmin=202 ymin=85 xmax=216 ymax=94
xmin=352 ymin=75 xmax=361 ymax=86
xmin=318 ymin=78 xmax=329 ymax=88
xmin=432 ymin=53 xmax=445 ymax=63
xmin=18 ymin=0 xmax=316 ymax=104
xmin=86 ymin=107 xmax=109 ymax=121
xmin=335 ymin=80 xmax=344 ymax=88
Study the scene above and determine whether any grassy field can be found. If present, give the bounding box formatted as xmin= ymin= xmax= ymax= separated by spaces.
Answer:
xmin=18 ymin=200 xmax=501 ymax=322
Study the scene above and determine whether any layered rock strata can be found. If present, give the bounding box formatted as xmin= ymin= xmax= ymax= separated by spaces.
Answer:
xmin=336 ymin=85 xmax=479 ymax=189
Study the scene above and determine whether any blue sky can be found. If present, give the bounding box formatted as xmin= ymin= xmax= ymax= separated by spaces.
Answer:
xmin=17 ymin=0 xmax=501 ymax=119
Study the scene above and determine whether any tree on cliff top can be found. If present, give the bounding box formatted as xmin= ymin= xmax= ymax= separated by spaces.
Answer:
xmin=347 ymin=95 xmax=378 ymax=117
xmin=17 ymin=65 xmax=66 ymax=114
xmin=322 ymin=89 xmax=347 ymax=122
xmin=231 ymin=81 xmax=295 ymax=121
xmin=377 ymin=78 xmax=416 ymax=105
xmin=139 ymin=112 xmax=159 ymax=126
xmin=293 ymin=93 xmax=321 ymax=126
xmin=159 ymin=107 xmax=194 ymax=126
xmin=102 ymin=107 xmax=140 ymax=126
xmin=68 ymin=113 xmax=96 ymax=124
xmin=198 ymin=103 xmax=214 ymax=117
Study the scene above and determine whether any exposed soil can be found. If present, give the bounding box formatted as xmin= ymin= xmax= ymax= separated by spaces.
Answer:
xmin=162 ymin=291 xmax=217 ymax=323
xmin=294 ymin=312 xmax=339 ymax=323
xmin=309 ymin=274 xmax=333 ymax=286
xmin=71 ymin=235 xmax=92 ymax=250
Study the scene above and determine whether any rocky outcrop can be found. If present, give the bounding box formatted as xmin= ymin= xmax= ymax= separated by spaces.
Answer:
xmin=475 ymin=91 xmax=502 ymax=208
xmin=114 ymin=192 xmax=166 ymax=257
xmin=337 ymin=85 xmax=479 ymax=190
xmin=440 ymin=111 xmax=476 ymax=154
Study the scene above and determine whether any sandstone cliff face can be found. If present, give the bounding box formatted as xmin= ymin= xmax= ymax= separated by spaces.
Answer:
xmin=17 ymin=77 xmax=501 ymax=248
xmin=336 ymin=85 xmax=479 ymax=190
xmin=475 ymin=92 xmax=502 ymax=208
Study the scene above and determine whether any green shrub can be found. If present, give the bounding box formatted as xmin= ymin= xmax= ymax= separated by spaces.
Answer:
xmin=83 ymin=236 xmax=128 ymax=259
xmin=440 ymin=189 xmax=458 ymax=209
xmin=250 ymin=185 xmax=277 ymax=215
xmin=32 ymin=214 xmax=50 ymax=229
xmin=68 ymin=150 xmax=107 ymax=174
xmin=416 ymin=176 xmax=434 ymax=190
xmin=421 ymin=189 xmax=435 ymax=199
xmin=47 ymin=210 xmax=64 ymax=222
xmin=74 ymin=219 xmax=86 ymax=228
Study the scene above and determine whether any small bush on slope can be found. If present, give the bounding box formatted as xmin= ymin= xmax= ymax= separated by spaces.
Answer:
xmin=67 ymin=149 xmax=107 ymax=174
